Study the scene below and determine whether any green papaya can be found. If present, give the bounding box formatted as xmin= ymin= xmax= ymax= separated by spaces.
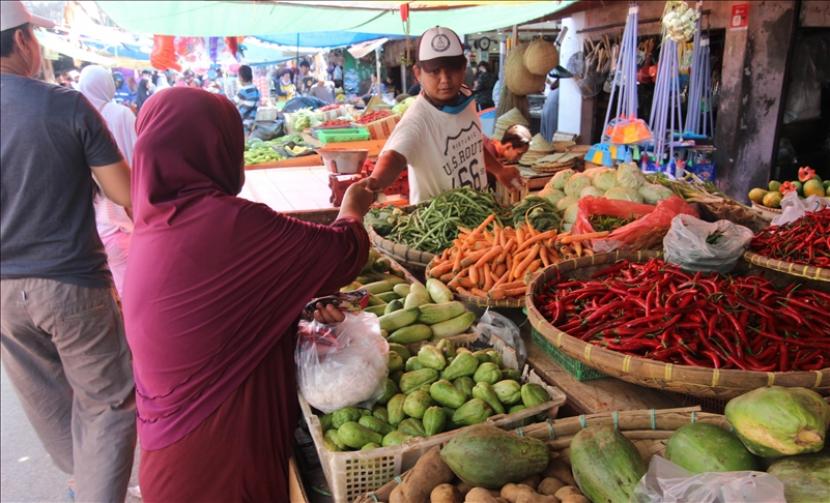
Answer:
xmin=399 ymin=368 xmax=439 ymax=394
xmin=492 ymin=380 xmax=522 ymax=406
xmin=331 ymin=407 xmax=362 ymax=429
xmin=767 ymin=453 xmax=830 ymax=503
xmin=359 ymin=415 xmax=393 ymax=436
xmin=388 ymin=351 xmax=403 ymax=372
xmin=382 ymin=430 xmax=412 ymax=447
xmin=472 ymin=382 xmax=505 ymax=415
xmin=417 ymin=345 xmax=447 ymax=370
xmin=521 ymin=383 xmax=550 ymax=408
xmin=387 ymin=393 xmax=406 ymax=425
xmin=388 ymin=324 xmax=433 ymax=344
xmin=376 ymin=378 xmax=398 ymax=405
xmin=387 ymin=342 xmax=411 ymax=361
xmin=319 ymin=413 xmax=333 ymax=431
xmin=473 ymin=362 xmax=501 ymax=384
xmin=337 ymin=422 xmax=383 ymax=449
xmin=725 ymin=386 xmax=830 ymax=457
xmin=384 ymin=299 xmax=404 ymax=315
xmin=665 ymin=423 xmax=760 ymax=473
xmin=405 ymin=356 xmax=425 ymax=371
xmin=454 ymin=376 xmax=475 ymax=400
xmin=440 ymin=424 xmax=549 ymax=489
xmin=442 ymin=352 xmax=479 ymax=380
xmin=423 ymin=406 xmax=447 ymax=436
xmin=372 ymin=405 xmax=389 ymax=423
xmin=398 ymin=418 xmax=426 ymax=437
xmin=570 ymin=425 xmax=647 ymax=503
xmin=429 ymin=379 xmax=467 ymax=409
xmin=361 ymin=442 xmax=380 ymax=451
xmin=452 ymin=398 xmax=493 ymax=426
xmin=325 ymin=429 xmax=346 ymax=450
xmin=403 ymin=389 xmax=434 ymax=419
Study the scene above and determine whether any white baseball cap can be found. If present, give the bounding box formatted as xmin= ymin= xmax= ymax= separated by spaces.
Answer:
xmin=1 ymin=1 xmax=55 ymax=32
xmin=418 ymin=26 xmax=464 ymax=62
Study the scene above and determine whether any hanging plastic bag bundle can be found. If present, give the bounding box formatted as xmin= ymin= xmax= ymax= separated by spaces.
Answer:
xmin=295 ymin=291 xmax=389 ymax=413
xmin=663 ymin=214 xmax=754 ymax=273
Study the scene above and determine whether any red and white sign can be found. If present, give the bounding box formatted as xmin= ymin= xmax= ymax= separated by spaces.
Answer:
xmin=730 ymin=3 xmax=749 ymax=30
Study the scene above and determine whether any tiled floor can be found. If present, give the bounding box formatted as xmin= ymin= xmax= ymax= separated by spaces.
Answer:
xmin=239 ymin=166 xmax=334 ymax=211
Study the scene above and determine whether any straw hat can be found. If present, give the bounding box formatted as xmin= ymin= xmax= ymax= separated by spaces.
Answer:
xmin=505 ymin=44 xmax=546 ymax=96
xmin=493 ymin=107 xmax=529 ymax=141
xmin=518 ymin=134 xmax=556 ymax=166
xmin=524 ymin=38 xmax=559 ymax=77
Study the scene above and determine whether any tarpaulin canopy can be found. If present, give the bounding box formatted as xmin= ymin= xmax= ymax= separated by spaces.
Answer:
xmin=256 ymin=32 xmax=402 ymax=49
xmin=95 ymin=1 xmax=576 ymax=37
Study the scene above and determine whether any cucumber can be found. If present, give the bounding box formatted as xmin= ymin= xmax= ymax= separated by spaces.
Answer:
xmin=381 ymin=274 xmax=407 ymax=285
xmin=367 ymin=294 xmax=386 ymax=306
xmin=570 ymin=425 xmax=647 ymax=503
xmin=388 ymin=324 xmax=432 ymax=344
xmin=364 ymin=304 xmax=387 ymax=316
xmin=384 ymin=299 xmax=404 ymax=315
xmin=404 ymin=283 xmax=430 ymax=309
xmin=392 ymin=283 xmax=411 ymax=298
xmin=376 ymin=291 xmax=400 ymax=303
xmin=378 ymin=308 xmax=419 ymax=331
xmin=362 ymin=280 xmax=394 ymax=294
xmin=418 ymin=301 xmax=467 ymax=325
xmin=430 ymin=312 xmax=476 ymax=338
xmin=426 ymin=278 xmax=454 ymax=303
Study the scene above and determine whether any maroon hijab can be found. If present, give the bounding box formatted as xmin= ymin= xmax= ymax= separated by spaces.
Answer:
xmin=124 ymin=88 xmax=368 ymax=450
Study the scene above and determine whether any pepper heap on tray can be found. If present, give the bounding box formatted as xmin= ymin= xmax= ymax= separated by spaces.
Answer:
xmin=534 ymin=258 xmax=830 ymax=371
xmin=749 ymin=208 xmax=830 ymax=268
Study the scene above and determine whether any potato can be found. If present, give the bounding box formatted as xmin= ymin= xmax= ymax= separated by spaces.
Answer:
xmin=456 ymin=482 xmax=474 ymax=496
xmin=537 ymin=478 xmax=565 ymax=496
xmin=390 ymin=447 xmax=454 ymax=503
xmin=431 ymin=483 xmax=461 ymax=503
xmin=553 ymin=486 xmax=583 ymax=501
xmin=519 ymin=475 xmax=542 ymax=490
xmin=543 ymin=460 xmax=576 ymax=486
xmin=465 ymin=487 xmax=501 ymax=503
xmin=500 ymin=483 xmax=558 ymax=503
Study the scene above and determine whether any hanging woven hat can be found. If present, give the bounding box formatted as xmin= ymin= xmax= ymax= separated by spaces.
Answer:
xmin=528 ymin=133 xmax=556 ymax=153
xmin=505 ymin=44 xmax=546 ymax=96
xmin=524 ymin=38 xmax=559 ymax=77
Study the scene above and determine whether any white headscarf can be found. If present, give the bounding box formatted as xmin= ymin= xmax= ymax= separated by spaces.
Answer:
xmin=79 ymin=65 xmax=136 ymax=165
xmin=79 ymin=65 xmax=136 ymax=236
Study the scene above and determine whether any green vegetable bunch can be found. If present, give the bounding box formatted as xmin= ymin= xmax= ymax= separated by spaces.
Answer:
xmin=511 ymin=196 xmax=561 ymax=231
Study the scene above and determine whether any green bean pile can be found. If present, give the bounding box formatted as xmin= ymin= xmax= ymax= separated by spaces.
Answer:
xmin=389 ymin=188 xmax=505 ymax=254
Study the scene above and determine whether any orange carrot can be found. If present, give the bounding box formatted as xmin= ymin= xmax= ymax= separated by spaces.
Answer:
xmin=440 ymin=272 xmax=453 ymax=282
xmin=504 ymin=286 xmax=528 ymax=297
xmin=558 ymin=231 xmax=609 ymax=244
xmin=471 ymin=287 xmax=488 ymax=298
xmin=584 ymin=247 xmax=595 ymax=257
xmin=483 ymin=264 xmax=494 ymax=290
xmin=474 ymin=246 xmax=503 ymax=269
xmin=526 ymin=259 xmax=542 ymax=274
xmin=452 ymin=247 xmax=463 ymax=272
xmin=499 ymin=280 xmax=526 ymax=290
xmin=469 ymin=266 xmax=479 ymax=286
xmin=513 ymin=244 xmax=540 ymax=279
xmin=516 ymin=230 xmax=558 ymax=252
xmin=460 ymin=248 xmax=490 ymax=267
xmin=466 ymin=214 xmax=495 ymax=244
xmin=494 ymin=263 xmax=507 ymax=278
xmin=540 ymin=247 xmax=550 ymax=268
xmin=460 ymin=277 xmax=475 ymax=289
xmin=430 ymin=261 xmax=453 ymax=277
xmin=573 ymin=240 xmax=583 ymax=257
xmin=516 ymin=226 xmax=525 ymax=246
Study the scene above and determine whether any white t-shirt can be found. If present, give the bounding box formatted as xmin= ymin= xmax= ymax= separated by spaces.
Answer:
xmin=383 ymin=95 xmax=486 ymax=204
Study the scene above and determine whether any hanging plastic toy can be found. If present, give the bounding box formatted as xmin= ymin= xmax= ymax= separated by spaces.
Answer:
xmin=647 ymin=0 xmax=699 ymax=176
xmin=683 ymin=2 xmax=713 ymax=139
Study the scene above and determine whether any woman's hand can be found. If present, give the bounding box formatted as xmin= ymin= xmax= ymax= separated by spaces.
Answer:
xmin=338 ymin=178 xmax=376 ymax=220
xmin=313 ymin=302 xmax=346 ymax=324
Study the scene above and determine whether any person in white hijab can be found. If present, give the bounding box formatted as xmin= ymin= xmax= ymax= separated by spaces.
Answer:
xmin=79 ymin=65 xmax=136 ymax=297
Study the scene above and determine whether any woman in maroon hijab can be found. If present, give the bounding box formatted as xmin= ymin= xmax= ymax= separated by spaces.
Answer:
xmin=123 ymin=87 xmax=374 ymax=501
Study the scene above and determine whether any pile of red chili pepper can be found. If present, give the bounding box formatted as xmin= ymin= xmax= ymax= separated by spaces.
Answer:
xmin=534 ymin=258 xmax=830 ymax=371
xmin=750 ymin=208 xmax=830 ymax=267
xmin=317 ymin=119 xmax=353 ymax=129
xmin=355 ymin=110 xmax=392 ymax=124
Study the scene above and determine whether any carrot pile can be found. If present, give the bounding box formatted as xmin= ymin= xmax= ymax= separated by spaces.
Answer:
xmin=426 ymin=214 xmax=608 ymax=301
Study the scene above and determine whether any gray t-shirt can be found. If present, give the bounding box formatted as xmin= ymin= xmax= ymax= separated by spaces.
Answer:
xmin=1 ymin=74 xmax=123 ymax=287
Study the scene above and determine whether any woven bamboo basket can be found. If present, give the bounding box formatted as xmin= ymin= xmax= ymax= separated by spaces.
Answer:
xmin=366 ymin=221 xmax=436 ymax=274
xmin=750 ymin=202 xmax=780 ymax=221
xmin=526 ymin=251 xmax=830 ymax=399
xmin=743 ymin=250 xmax=830 ymax=284
xmin=425 ymin=258 xmax=525 ymax=310
xmin=356 ymin=407 xmax=725 ymax=503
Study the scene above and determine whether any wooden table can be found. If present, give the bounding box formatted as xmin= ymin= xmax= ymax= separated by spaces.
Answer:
xmin=244 ymin=138 xmax=388 ymax=171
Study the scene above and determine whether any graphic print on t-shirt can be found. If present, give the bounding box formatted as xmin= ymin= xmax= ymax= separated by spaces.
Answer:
xmin=441 ymin=121 xmax=484 ymax=190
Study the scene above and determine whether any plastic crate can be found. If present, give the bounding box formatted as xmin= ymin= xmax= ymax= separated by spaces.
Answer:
xmin=531 ymin=327 xmax=606 ymax=381
xmin=362 ymin=114 xmax=401 ymax=140
xmin=300 ymin=347 xmax=566 ymax=502
xmin=317 ymin=127 xmax=371 ymax=144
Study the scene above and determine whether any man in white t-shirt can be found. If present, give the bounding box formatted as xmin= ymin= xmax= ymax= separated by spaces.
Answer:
xmin=368 ymin=26 xmax=520 ymax=204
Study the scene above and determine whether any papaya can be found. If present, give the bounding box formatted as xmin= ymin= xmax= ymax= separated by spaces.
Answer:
xmin=570 ymin=425 xmax=647 ymax=503
xmin=767 ymin=453 xmax=830 ymax=502
xmin=725 ymin=386 xmax=830 ymax=457
xmin=665 ymin=423 xmax=760 ymax=473
xmin=440 ymin=423 xmax=550 ymax=489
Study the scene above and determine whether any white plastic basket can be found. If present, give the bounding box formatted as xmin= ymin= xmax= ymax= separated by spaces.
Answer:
xmin=299 ymin=358 xmax=566 ymax=502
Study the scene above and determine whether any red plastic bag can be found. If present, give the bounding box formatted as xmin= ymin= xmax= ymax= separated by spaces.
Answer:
xmin=572 ymin=195 xmax=698 ymax=253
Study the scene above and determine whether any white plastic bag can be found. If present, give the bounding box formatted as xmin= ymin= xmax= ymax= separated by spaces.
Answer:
xmin=772 ymin=191 xmax=829 ymax=226
xmin=295 ymin=311 xmax=389 ymax=413
xmin=473 ymin=310 xmax=526 ymax=369
xmin=663 ymin=214 xmax=754 ymax=273
xmin=633 ymin=456 xmax=786 ymax=503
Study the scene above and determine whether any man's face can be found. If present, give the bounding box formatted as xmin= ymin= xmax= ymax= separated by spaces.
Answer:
xmin=503 ymin=144 xmax=529 ymax=162
xmin=414 ymin=63 xmax=465 ymax=104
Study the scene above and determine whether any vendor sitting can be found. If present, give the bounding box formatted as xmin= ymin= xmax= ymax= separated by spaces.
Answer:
xmin=367 ymin=26 xmax=520 ymax=204
xmin=489 ymin=124 xmax=531 ymax=163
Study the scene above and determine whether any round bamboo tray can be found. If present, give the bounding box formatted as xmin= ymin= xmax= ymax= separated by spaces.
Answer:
xmin=750 ymin=202 xmax=780 ymax=221
xmin=526 ymin=251 xmax=829 ymax=399
xmin=425 ymin=257 xmax=525 ymax=309
xmin=357 ymin=407 xmax=726 ymax=503
xmin=366 ymin=223 xmax=435 ymax=273
xmin=743 ymin=250 xmax=830 ymax=283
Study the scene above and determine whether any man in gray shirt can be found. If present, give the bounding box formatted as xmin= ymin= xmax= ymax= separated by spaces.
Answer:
xmin=0 ymin=2 xmax=136 ymax=500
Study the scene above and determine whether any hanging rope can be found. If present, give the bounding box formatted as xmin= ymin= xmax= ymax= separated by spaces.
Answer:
xmin=683 ymin=2 xmax=713 ymax=137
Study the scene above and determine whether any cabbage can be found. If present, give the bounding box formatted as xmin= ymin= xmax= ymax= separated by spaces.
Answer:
xmin=583 ymin=167 xmax=611 ymax=180
xmin=593 ymin=170 xmax=618 ymax=191
xmin=540 ymin=187 xmax=566 ymax=206
xmin=564 ymin=173 xmax=592 ymax=197
xmin=615 ymin=162 xmax=646 ymax=189
xmin=580 ymin=186 xmax=604 ymax=198
xmin=638 ymin=183 xmax=675 ymax=205
xmin=563 ymin=203 xmax=580 ymax=224
xmin=556 ymin=195 xmax=578 ymax=212
xmin=549 ymin=169 xmax=575 ymax=190
xmin=604 ymin=186 xmax=644 ymax=203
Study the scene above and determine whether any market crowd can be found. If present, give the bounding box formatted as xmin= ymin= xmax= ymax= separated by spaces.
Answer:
xmin=1 ymin=1 xmax=526 ymax=500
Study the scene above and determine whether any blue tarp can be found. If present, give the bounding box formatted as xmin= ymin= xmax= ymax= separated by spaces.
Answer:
xmin=255 ymin=32 xmax=402 ymax=49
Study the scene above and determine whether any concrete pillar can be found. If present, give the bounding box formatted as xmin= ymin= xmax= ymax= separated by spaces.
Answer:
xmin=713 ymin=0 xmax=797 ymax=201
xmin=558 ymin=13 xmax=588 ymax=138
